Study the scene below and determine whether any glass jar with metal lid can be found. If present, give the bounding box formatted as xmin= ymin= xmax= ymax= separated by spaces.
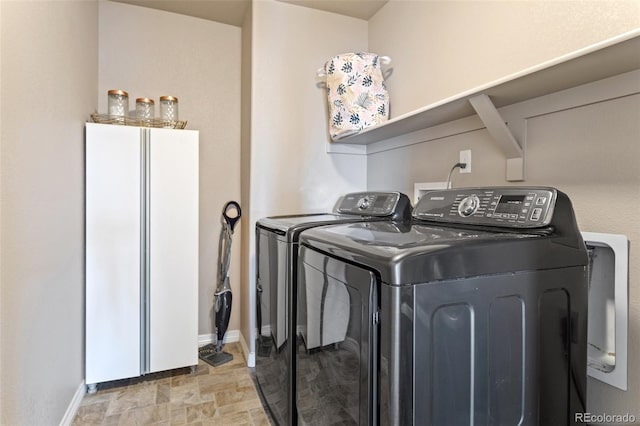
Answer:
xmin=159 ymin=95 xmax=179 ymax=122
xmin=135 ymin=97 xmax=155 ymax=121
xmin=107 ymin=89 xmax=129 ymax=117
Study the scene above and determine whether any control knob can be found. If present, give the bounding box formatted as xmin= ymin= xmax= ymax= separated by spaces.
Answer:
xmin=458 ymin=195 xmax=480 ymax=217
xmin=357 ymin=196 xmax=371 ymax=210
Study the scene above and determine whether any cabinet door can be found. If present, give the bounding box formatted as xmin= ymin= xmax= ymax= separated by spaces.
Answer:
xmin=148 ymin=128 xmax=199 ymax=373
xmin=85 ymin=123 xmax=142 ymax=384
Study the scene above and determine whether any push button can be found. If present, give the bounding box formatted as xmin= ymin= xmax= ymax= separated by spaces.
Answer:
xmin=530 ymin=208 xmax=542 ymax=221
xmin=536 ymin=197 xmax=547 ymax=205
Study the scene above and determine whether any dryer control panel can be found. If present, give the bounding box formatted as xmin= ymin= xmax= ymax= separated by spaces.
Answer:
xmin=337 ymin=192 xmax=405 ymax=217
xmin=413 ymin=187 xmax=557 ymax=228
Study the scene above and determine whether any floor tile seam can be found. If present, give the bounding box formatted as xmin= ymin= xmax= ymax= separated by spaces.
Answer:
xmin=78 ymin=398 xmax=114 ymax=410
xmin=104 ymin=402 xmax=172 ymax=424
xmin=104 ymin=395 xmax=160 ymax=418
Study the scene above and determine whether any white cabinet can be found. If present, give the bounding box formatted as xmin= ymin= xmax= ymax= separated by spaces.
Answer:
xmin=85 ymin=123 xmax=199 ymax=387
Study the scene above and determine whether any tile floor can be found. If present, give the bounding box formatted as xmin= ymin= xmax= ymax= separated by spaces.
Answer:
xmin=72 ymin=343 xmax=271 ymax=425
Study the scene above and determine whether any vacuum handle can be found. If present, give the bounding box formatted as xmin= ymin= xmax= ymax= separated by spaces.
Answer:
xmin=222 ymin=201 xmax=241 ymax=232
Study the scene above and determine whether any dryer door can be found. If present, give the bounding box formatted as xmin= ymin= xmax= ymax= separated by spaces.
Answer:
xmin=296 ymin=245 xmax=378 ymax=425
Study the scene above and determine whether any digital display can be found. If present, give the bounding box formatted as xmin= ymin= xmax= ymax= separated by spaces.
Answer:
xmin=495 ymin=195 xmax=525 ymax=214
xmin=374 ymin=195 xmax=388 ymax=208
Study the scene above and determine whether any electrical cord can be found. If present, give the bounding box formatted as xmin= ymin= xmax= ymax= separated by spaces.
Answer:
xmin=446 ymin=162 xmax=467 ymax=189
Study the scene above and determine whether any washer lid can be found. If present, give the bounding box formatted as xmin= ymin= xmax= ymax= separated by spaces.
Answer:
xmin=257 ymin=213 xmax=340 ymax=235
xmin=256 ymin=191 xmax=412 ymax=240
xmin=257 ymin=212 xmax=401 ymax=242
xmin=299 ymin=221 xmax=588 ymax=285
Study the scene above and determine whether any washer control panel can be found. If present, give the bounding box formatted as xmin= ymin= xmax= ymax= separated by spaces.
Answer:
xmin=413 ymin=187 xmax=557 ymax=228
xmin=337 ymin=192 xmax=402 ymax=216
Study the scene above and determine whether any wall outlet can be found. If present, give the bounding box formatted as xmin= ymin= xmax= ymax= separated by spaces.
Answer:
xmin=460 ymin=149 xmax=471 ymax=173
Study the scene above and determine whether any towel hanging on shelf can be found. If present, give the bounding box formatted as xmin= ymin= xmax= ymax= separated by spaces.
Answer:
xmin=317 ymin=55 xmax=391 ymax=78
xmin=319 ymin=52 xmax=391 ymax=141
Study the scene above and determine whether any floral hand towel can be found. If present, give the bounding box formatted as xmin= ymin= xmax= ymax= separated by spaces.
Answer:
xmin=324 ymin=52 xmax=389 ymax=141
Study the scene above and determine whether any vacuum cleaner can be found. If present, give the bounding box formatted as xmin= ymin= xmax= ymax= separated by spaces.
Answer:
xmin=199 ymin=201 xmax=241 ymax=367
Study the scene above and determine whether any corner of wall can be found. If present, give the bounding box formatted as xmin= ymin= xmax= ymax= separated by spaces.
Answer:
xmin=240 ymin=0 xmax=254 ymax=359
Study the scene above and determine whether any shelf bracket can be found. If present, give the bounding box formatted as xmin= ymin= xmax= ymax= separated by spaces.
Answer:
xmin=469 ymin=94 xmax=524 ymax=181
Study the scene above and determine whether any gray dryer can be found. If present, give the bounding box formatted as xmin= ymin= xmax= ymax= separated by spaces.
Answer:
xmin=255 ymin=192 xmax=412 ymax=425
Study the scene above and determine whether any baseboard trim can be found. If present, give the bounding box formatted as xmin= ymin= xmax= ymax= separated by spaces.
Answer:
xmin=239 ymin=332 xmax=255 ymax=367
xmin=198 ymin=329 xmax=240 ymax=347
xmin=59 ymin=381 xmax=85 ymax=426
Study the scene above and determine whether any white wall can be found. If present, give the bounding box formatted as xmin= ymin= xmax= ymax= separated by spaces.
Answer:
xmin=370 ymin=0 xmax=640 ymax=117
xmin=98 ymin=1 xmax=242 ymax=337
xmin=0 ymin=1 xmax=98 ymax=424
xmin=367 ymin=0 xmax=640 ymax=420
xmin=245 ymin=0 xmax=368 ymax=361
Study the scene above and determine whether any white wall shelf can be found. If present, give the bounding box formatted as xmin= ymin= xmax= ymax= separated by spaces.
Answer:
xmin=331 ymin=29 xmax=640 ymax=180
